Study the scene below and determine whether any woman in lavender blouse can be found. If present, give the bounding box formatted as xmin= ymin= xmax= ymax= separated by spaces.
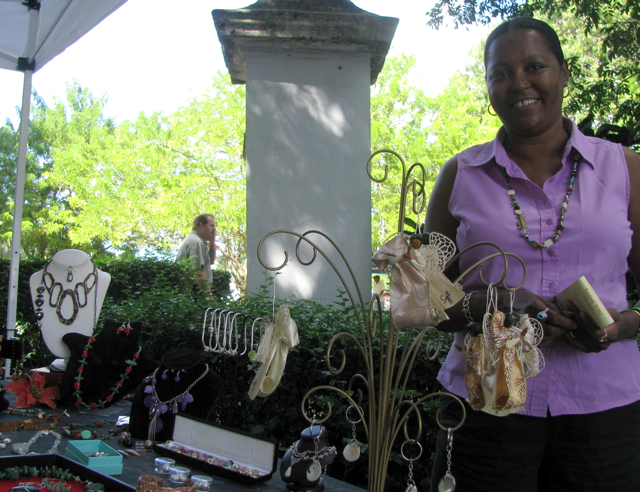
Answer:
xmin=426 ymin=17 xmax=640 ymax=492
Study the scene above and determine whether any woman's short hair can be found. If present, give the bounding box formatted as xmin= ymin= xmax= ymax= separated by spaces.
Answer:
xmin=192 ymin=213 xmax=215 ymax=230
xmin=484 ymin=17 xmax=565 ymax=69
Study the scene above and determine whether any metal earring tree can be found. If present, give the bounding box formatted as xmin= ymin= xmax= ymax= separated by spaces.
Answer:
xmin=257 ymin=150 xmax=517 ymax=492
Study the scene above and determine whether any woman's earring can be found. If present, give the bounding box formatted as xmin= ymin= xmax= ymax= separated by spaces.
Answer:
xmin=438 ymin=428 xmax=456 ymax=492
xmin=487 ymin=103 xmax=497 ymax=116
xmin=174 ymin=369 xmax=183 ymax=383
xmin=401 ymin=439 xmax=422 ymax=492
xmin=343 ymin=405 xmax=361 ymax=462
xmin=563 ymin=85 xmax=571 ymax=98
xmin=161 ymin=369 xmax=168 ymax=380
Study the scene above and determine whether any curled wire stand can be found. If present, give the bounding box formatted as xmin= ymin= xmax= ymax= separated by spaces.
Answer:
xmin=254 ymin=150 xmax=527 ymax=491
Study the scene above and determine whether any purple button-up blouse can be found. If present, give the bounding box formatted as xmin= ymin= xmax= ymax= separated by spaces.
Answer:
xmin=438 ymin=118 xmax=640 ymax=417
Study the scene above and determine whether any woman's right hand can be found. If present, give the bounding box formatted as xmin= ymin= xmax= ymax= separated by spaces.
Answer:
xmin=497 ymin=289 xmax=577 ymax=346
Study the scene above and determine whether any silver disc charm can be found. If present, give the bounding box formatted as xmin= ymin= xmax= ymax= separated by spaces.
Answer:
xmin=306 ymin=460 xmax=322 ymax=481
xmin=343 ymin=442 xmax=361 ymax=462
xmin=438 ymin=472 xmax=456 ymax=492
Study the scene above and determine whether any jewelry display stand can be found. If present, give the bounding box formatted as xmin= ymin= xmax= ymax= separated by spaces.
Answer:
xmin=29 ymin=249 xmax=111 ymax=361
xmin=153 ymin=414 xmax=278 ymax=485
xmin=255 ymin=150 xmax=525 ymax=492
xmin=129 ymin=348 xmax=224 ymax=443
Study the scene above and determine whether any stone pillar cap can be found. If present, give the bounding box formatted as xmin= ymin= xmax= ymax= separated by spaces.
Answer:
xmin=213 ymin=0 xmax=398 ymax=85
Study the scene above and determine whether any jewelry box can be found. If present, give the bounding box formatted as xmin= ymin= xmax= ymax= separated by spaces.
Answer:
xmin=64 ymin=440 xmax=124 ymax=476
xmin=0 ymin=453 xmax=134 ymax=491
xmin=153 ymin=414 xmax=278 ymax=484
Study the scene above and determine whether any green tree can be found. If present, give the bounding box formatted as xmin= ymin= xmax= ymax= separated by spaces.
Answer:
xmin=0 ymin=91 xmax=74 ymax=259
xmin=41 ymin=77 xmax=248 ymax=292
xmin=370 ymin=54 xmax=432 ymax=250
xmin=424 ymin=0 xmax=640 ymax=146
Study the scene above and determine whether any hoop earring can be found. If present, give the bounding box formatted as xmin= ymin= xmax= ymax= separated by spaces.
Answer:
xmin=487 ymin=104 xmax=497 ymax=117
xmin=563 ymin=85 xmax=571 ymax=98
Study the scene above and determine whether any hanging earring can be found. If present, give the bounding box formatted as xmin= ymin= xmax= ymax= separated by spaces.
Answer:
xmin=66 ymin=267 xmax=74 ymax=282
xmin=342 ymin=405 xmax=361 ymax=462
xmin=401 ymin=439 xmax=422 ymax=492
xmin=437 ymin=428 xmax=456 ymax=492
xmin=117 ymin=322 xmax=132 ymax=335
xmin=487 ymin=103 xmax=497 ymax=116
xmin=174 ymin=369 xmax=183 ymax=383
xmin=161 ymin=369 xmax=169 ymax=381
xmin=306 ymin=421 xmax=323 ymax=482
xmin=35 ymin=286 xmax=45 ymax=320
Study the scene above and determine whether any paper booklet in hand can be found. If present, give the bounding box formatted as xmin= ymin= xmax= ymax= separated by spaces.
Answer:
xmin=556 ymin=276 xmax=614 ymax=328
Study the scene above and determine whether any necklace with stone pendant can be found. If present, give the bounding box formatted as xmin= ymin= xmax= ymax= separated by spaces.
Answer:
xmin=502 ymin=155 xmax=579 ymax=248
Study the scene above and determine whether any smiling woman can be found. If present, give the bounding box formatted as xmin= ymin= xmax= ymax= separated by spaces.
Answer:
xmin=425 ymin=16 xmax=640 ymax=492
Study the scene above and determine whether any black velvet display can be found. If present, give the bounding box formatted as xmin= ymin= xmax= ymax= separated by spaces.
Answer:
xmin=59 ymin=320 xmax=158 ymax=407
xmin=129 ymin=347 xmax=224 ymax=441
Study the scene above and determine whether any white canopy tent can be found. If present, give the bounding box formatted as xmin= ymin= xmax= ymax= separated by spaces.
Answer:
xmin=0 ymin=0 xmax=127 ymax=350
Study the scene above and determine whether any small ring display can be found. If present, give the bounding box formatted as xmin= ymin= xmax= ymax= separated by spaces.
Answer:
xmin=400 ymin=439 xmax=422 ymax=462
xmin=345 ymin=405 xmax=362 ymax=425
xmin=536 ymin=308 xmax=549 ymax=323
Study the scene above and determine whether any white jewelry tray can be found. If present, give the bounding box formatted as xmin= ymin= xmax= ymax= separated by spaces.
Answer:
xmin=153 ymin=413 xmax=278 ymax=484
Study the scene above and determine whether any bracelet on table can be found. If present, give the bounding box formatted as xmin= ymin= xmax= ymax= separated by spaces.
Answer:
xmin=461 ymin=291 xmax=477 ymax=325
xmin=627 ymin=307 xmax=640 ymax=340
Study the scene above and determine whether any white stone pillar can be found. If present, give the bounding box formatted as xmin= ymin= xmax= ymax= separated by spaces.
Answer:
xmin=214 ymin=1 xmax=398 ymax=304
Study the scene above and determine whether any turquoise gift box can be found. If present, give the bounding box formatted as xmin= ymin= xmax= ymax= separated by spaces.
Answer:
xmin=64 ymin=440 xmax=123 ymax=476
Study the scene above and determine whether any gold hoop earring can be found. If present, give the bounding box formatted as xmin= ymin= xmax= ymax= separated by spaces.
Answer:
xmin=563 ymin=86 xmax=571 ymax=98
xmin=487 ymin=104 xmax=497 ymax=117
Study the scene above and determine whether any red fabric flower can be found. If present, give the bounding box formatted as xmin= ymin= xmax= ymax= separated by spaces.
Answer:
xmin=5 ymin=372 xmax=60 ymax=409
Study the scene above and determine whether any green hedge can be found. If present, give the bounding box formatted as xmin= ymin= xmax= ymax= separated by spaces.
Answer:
xmin=0 ymin=256 xmax=231 ymax=368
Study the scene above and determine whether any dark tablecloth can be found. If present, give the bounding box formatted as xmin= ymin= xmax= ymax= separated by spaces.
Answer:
xmin=0 ymin=397 xmax=364 ymax=491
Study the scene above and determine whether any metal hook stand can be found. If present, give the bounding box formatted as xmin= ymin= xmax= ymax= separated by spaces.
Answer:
xmin=255 ymin=150 xmax=525 ymax=491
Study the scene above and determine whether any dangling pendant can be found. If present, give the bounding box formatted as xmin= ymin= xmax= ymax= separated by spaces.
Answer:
xmin=284 ymin=467 xmax=291 ymax=478
xmin=343 ymin=441 xmax=361 ymax=462
xmin=406 ymin=484 xmax=418 ymax=492
xmin=306 ymin=460 xmax=322 ymax=481
xmin=438 ymin=472 xmax=456 ymax=492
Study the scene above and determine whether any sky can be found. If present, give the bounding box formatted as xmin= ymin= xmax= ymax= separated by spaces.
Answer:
xmin=0 ymin=0 xmax=489 ymax=126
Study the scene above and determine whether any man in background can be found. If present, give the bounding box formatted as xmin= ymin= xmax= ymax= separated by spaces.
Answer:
xmin=177 ymin=214 xmax=216 ymax=296
xmin=372 ymin=275 xmax=386 ymax=298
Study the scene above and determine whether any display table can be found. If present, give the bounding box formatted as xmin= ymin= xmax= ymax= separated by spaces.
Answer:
xmin=0 ymin=397 xmax=364 ymax=491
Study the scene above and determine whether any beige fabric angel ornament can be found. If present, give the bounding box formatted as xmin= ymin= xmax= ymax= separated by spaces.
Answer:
xmin=372 ymin=231 xmax=464 ymax=329
xmin=457 ymin=288 xmax=544 ymax=416
xmin=248 ymin=305 xmax=299 ymax=400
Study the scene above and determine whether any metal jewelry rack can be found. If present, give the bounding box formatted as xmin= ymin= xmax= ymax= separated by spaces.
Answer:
xmin=254 ymin=150 xmax=526 ymax=491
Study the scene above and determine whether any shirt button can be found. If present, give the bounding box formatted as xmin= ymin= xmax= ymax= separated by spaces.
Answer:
xmin=548 ymin=281 xmax=555 ymax=288
xmin=546 ymin=218 xmax=554 ymax=225
xmin=548 ymin=249 xmax=555 ymax=257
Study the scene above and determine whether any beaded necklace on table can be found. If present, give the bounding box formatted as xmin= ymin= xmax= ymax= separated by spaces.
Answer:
xmin=502 ymin=154 xmax=580 ymax=248
xmin=0 ymin=414 xmax=64 ymax=433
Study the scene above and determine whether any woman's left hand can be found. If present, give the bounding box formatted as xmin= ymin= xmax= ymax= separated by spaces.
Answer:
xmin=562 ymin=301 xmax=639 ymax=352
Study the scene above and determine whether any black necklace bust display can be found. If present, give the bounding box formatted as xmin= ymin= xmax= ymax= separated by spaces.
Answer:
xmin=59 ymin=320 xmax=157 ymax=408
xmin=129 ymin=347 xmax=224 ymax=442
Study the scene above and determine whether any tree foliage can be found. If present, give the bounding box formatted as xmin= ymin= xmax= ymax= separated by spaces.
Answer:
xmin=424 ymin=0 xmax=640 ymax=146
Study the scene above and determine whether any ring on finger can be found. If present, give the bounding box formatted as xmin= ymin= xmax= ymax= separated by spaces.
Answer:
xmin=598 ymin=329 xmax=608 ymax=343
xmin=536 ymin=308 xmax=549 ymax=323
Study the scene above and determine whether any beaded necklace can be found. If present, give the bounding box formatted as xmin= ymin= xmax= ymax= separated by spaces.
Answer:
xmin=37 ymin=260 xmax=98 ymax=325
xmin=0 ymin=414 xmax=64 ymax=433
xmin=502 ymin=155 xmax=579 ymax=248
xmin=72 ymin=335 xmax=142 ymax=410
xmin=143 ymin=364 xmax=210 ymax=441
xmin=0 ymin=464 xmax=104 ymax=491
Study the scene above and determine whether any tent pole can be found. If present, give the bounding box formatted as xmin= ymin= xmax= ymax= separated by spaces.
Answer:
xmin=5 ymin=69 xmax=33 ymax=376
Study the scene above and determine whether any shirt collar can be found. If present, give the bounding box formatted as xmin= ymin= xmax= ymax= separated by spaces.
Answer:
xmin=192 ymin=230 xmax=208 ymax=244
xmin=466 ymin=118 xmax=597 ymax=171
